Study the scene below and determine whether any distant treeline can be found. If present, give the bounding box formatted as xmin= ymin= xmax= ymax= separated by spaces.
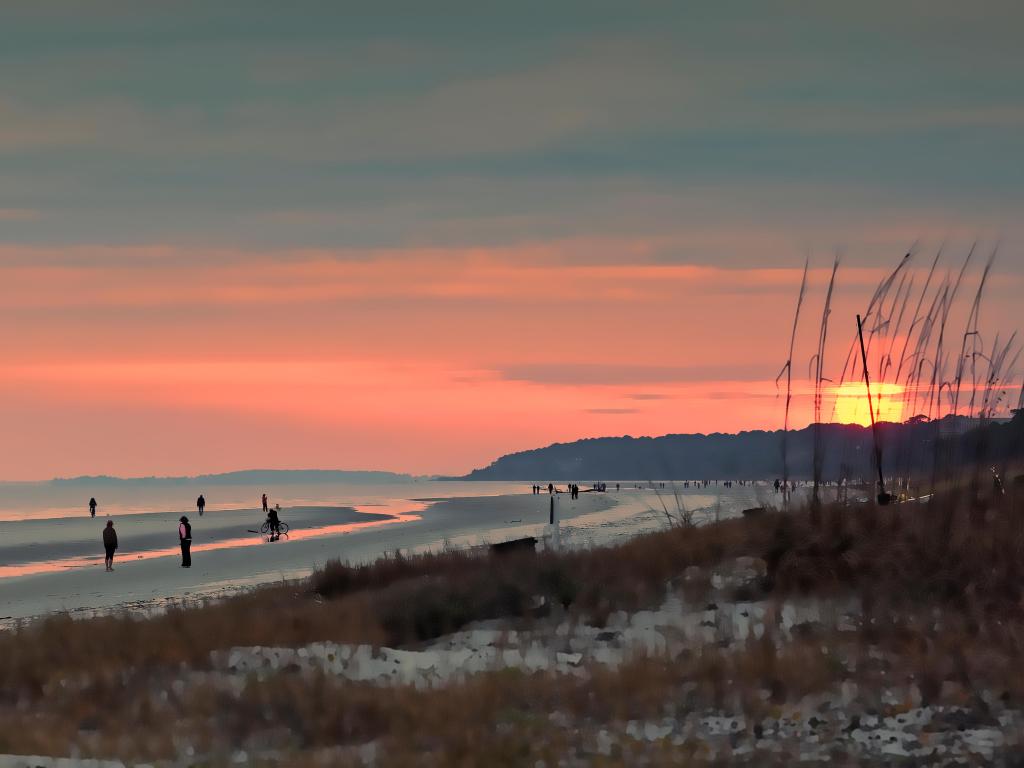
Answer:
xmin=455 ymin=412 xmax=1024 ymax=481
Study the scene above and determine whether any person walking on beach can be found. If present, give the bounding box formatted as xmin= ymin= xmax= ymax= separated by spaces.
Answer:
xmin=89 ymin=497 xmax=97 ymax=518
xmin=197 ymin=494 xmax=206 ymax=516
xmin=179 ymin=515 xmax=192 ymax=568
xmin=102 ymin=520 xmax=118 ymax=571
xmin=262 ymin=493 xmax=268 ymax=514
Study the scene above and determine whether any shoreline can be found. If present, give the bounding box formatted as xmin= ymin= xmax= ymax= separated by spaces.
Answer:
xmin=0 ymin=505 xmax=402 ymax=576
xmin=0 ymin=486 xmax=765 ymax=624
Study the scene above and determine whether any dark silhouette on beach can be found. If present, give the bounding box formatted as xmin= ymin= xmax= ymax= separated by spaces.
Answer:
xmin=102 ymin=520 xmax=117 ymax=571
xmin=262 ymin=493 xmax=268 ymax=513
xmin=266 ymin=504 xmax=281 ymax=540
xmin=197 ymin=494 xmax=205 ymax=516
xmin=89 ymin=497 xmax=97 ymax=517
xmin=179 ymin=516 xmax=192 ymax=567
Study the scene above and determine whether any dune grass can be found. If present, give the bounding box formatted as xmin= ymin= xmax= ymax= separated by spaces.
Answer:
xmin=1 ymin=480 xmax=1022 ymax=762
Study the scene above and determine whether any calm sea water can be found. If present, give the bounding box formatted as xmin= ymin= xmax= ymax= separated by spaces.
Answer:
xmin=0 ymin=480 xmax=536 ymax=522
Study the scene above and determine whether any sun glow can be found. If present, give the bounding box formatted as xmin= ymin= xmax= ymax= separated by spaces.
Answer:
xmin=832 ymin=381 xmax=905 ymax=427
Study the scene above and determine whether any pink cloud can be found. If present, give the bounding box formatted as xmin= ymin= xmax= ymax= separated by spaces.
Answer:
xmin=0 ymin=241 xmax=1019 ymax=479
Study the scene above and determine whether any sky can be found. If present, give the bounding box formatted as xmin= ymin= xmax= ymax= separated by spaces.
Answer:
xmin=1 ymin=1 xmax=1023 ymax=480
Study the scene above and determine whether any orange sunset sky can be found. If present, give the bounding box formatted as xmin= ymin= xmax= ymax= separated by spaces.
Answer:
xmin=1 ymin=3 xmax=1022 ymax=479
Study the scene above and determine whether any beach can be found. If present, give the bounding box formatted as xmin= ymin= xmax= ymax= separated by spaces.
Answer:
xmin=0 ymin=482 xmax=769 ymax=622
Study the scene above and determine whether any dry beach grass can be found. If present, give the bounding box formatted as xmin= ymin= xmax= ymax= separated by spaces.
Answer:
xmin=1 ymin=475 xmax=1024 ymax=763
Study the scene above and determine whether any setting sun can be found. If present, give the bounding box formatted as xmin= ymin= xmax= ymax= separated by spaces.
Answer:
xmin=832 ymin=381 xmax=906 ymax=426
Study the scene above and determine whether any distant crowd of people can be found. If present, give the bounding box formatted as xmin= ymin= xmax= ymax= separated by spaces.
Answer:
xmin=87 ymin=492 xmax=283 ymax=571
xmin=774 ymin=479 xmax=800 ymax=493
xmin=530 ymin=482 xmax=611 ymax=497
xmin=529 ymin=478 xmax=806 ymax=497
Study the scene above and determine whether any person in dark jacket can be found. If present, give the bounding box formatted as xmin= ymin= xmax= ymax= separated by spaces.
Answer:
xmin=266 ymin=504 xmax=281 ymax=539
xmin=178 ymin=515 xmax=192 ymax=568
xmin=197 ymin=494 xmax=206 ymax=516
xmin=102 ymin=520 xmax=118 ymax=571
xmin=89 ymin=497 xmax=97 ymax=517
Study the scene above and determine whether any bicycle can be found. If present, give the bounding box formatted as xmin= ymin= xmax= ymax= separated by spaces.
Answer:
xmin=259 ymin=520 xmax=290 ymax=539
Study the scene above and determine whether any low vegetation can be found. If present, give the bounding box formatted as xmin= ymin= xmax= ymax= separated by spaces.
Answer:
xmin=1 ymin=476 xmax=1022 ymax=763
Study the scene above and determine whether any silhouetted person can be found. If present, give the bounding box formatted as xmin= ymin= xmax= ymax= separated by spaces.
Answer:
xmin=197 ymin=494 xmax=206 ymax=516
xmin=102 ymin=520 xmax=118 ymax=571
xmin=89 ymin=497 xmax=97 ymax=518
xmin=262 ymin=493 xmax=269 ymax=513
xmin=548 ymin=483 xmax=553 ymax=495
xmin=179 ymin=515 xmax=192 ymax=567
xmin=267 ymin=504 xmax=281 ymax=539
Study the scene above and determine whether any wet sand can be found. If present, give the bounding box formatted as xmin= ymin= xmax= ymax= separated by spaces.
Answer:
xmin=0 ymin=506 xmax=394 ymax=576
xmin=0 ymin=485 xmax=767 ymax=622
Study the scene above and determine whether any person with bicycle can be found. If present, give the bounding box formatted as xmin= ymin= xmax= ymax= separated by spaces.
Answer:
xmin=266 ymin=503 xmax=282 ymax=540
